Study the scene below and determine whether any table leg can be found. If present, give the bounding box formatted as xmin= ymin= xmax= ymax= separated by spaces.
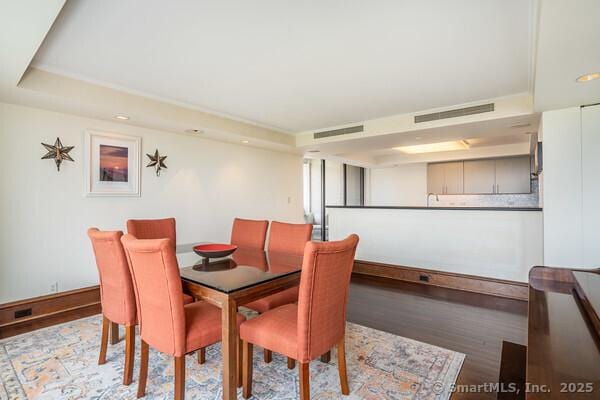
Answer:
xmin=221 ymin=298 xmax=238 ymax=400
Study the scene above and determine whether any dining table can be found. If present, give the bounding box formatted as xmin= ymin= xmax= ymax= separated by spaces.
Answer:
xmin=176 ymin=244 xmax=304 ymax=400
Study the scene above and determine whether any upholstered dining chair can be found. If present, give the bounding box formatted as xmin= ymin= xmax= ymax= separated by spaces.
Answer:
xmin=121 ymin=235 xmax=246 ymax=400
xmin=87 ymin=228 xmax=137 ymax=386
xmin=126 ymin=218 xmax=177 ymax=249
xmin=230 ymin=218 xmax=269 ymax=249
xmin=87 ymin=228 xmax=195 ymax=387
xmin=244 ymin=221 xmax=313 ymax=364
xmin=240 ymin=234 xmax=359 ymax=400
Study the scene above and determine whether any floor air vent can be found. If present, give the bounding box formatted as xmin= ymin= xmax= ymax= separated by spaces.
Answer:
xmin=314 ymin=125 xmax=364 ymax=139
xmin=414 ymin=103 xmax=495 ymax=123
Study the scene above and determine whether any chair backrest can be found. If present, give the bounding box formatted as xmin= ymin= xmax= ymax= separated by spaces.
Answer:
xmin=230 ymin=218 xmax=269 ymax=250
xmin=126 ymin=218 xmax=177 ymax=249
xmin=87 ymin=228 xmax=137 ymax=326
xmin=267 ymin=221 xmax=313 ymax=256
xmin=121 ymin=234 xmax=186 ymax=356
xmin=296 ymin=234 xmax=359 ymax=363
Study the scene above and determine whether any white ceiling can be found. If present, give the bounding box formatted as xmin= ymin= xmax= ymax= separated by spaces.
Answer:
xmin=302 ymin=113 xmax=538 ymax=166
xmin=534 ymin=0 xmax=600 ymax=111
xmin=32 ymin=0 xmax=535 ymax=133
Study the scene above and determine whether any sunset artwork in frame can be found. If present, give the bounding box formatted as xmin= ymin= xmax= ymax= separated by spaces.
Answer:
xmin=84 ymin=131 xmax=141 ymax=197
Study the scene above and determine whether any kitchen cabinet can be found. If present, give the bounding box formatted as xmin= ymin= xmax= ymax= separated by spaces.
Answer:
xmin=427 ymin=163 xmax=446 ymax=194
xmin=429 ymin=156 xmax=531 ymax=195
xmin=444 ymin=162 xmax=464 ymax=194
xmin=464 ymin=159 xmax=496 ymax=194
xmin=427 ymin=161 xmax=463 ymax=194
xmin=495 ymin=157 xmax=531 ymax=193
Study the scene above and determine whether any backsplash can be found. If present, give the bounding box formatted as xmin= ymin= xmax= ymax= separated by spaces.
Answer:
xmin=427 ymin=180 xmax=540 ymax=208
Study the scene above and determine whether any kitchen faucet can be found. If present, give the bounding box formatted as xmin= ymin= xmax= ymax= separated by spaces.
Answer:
xmin=427 ymin=192 xmax=439 ymax=207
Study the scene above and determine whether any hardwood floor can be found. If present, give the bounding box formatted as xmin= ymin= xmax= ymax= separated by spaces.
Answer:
xmin=347 ymin=275 xmax=527 ymax=400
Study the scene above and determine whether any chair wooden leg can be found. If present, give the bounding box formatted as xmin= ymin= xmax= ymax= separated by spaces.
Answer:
xmin=287 ymin=357 xmax=296 ymax=369
xmin=263 ymin=349 xmax=272 ymax=363
xmin=338 ymin=336 xmax=349 ymax=395
xmin=320 ymin=351 xmax=331 ymax=363
xmin=299 ymin=362 xmax=310 ymax=400
xmin=137 ymin=340 xmax=149 ymax=398
xmin=197 ymin=347 xmax=205 ymax=365
xmin=174 ymin=356 xmax=185 ymax=400
xmin=242 ymin=341 xmax=253 ymax=399
xmin=98 ymin=315 xmax=109 ymax=365
xmin=123 ymin=325 xmax=135 ymax=385
xmin=237 ymin=339 xmax=243 ymax=388
xmin=110 ymin=322 xmax=119 ymax=344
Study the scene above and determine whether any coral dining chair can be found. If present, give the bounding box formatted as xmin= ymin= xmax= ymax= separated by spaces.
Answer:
xmin=87 ymin=228 xmax=195 ymax=387
xmin=126 ymin=218 xmax=177 ymax=249
xmin=230 ymin=218 xmax=269 ymax=250
xmin=87 ymin=228 xmax=137 ymax=386
xmin=121 ymin=235 xmax=245 ymax=400
xmin=244 ymin=221 xmax=312 ymax=364
xmin=240 ymin=234 xmax=359 ymax=400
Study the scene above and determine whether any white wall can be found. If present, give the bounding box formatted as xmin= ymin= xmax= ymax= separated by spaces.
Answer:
xmin=541 ymin=107 xmax=583 ymax=266
xmin=542 ymin=104 xmax=600 ymax=268
xmin=325 ymin=160 xmax=344 ymax=206
xmin=367 ymin=164 xmax=428 ymax=206
xmin=329 ymin=207 xmax=543 ymax=282
xmin=0 ymin=103 xmax=303 ymax=303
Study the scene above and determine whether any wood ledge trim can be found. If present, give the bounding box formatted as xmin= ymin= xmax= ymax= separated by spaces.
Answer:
xmin=0 ymin=286 xmax=101 ymax=338
xmin=353 ymin=260 xmax=528 ymax=301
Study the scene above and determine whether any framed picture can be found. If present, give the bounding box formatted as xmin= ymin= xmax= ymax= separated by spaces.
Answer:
xmin=84 ymin=130 xmax=141 ymax=196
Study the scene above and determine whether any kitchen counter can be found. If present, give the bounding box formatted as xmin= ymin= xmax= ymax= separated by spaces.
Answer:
xmin=326 ymin=205 xmax=542 ymax=211
xmin=327 ymin=206 xmax=543 ymax=282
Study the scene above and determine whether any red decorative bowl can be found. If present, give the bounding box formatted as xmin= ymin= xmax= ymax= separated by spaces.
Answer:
xmin=193 ymin=243 xmax=238 ymax=259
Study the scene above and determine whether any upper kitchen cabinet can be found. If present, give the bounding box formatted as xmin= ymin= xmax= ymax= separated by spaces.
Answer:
xmin=495 ymin=156 xmax=531 ymax=194
xmin=464 ymin=159 xmax=496 ymax=194
xmin=427 ymin=161 xmax=464 ymax=194
xmin=429 ymin=156 xmax=531 ymax=195
xmin=427 ymin=163 xmax=446 ymax=194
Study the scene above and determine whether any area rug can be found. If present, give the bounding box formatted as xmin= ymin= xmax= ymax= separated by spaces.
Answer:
xmin=0 ymin=314 xmax=464 ymax=399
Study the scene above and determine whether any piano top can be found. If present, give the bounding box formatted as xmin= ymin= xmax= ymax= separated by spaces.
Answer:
xmin=527 ymin=266 xmax=600 ymax=399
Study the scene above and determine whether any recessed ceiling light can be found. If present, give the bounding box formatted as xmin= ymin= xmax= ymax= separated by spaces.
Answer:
xmin=414 ymin=136 xmax=422 ymax=140
xmin=185 ymin=129 xmax=203 ymax=134
xmin=394 ymin=140 xmax=470 ymax=154
xmin=576 ymin=72 xmax=600 ymax=83
xmin=307 ymin=150 xmax=320 ymax=153
xmin=114 ymin=115 xmax=130 ymax=120
xmin=241 ymin=140 xmax=249 ymax=144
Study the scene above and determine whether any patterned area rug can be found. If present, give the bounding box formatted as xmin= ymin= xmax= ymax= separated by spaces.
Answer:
xmin=0 ymin=314 xmax=464 ymax=399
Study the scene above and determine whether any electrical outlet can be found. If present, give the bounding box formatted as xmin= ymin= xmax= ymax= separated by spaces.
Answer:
xmin=49 ymin=282 xmax=58 ymax=293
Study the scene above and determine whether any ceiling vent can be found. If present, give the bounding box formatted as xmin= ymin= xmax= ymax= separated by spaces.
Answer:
xmin=414 ymin=103 xmax=495 ymax=123
xmin=314 ymin=125 xmax=363 ymax=139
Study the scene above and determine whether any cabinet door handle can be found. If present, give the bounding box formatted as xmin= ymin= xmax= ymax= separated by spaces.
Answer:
xmin=496 ymin=184 xmax=500 ymax=193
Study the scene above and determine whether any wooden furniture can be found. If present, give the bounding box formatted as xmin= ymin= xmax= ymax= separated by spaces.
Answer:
xmin=178 ymin=246 xmax=304 ymax=400
xmin=122 ymin=236 xmax=244 ymax=400
xmin=240 ymin=235 xmax=359 ymax=400
xmin=429 ymin=156 xmax=532 ymax=195
xmin=513 ymin=266 xmax=600 ymax=399
xmin=87 ymin=229 xmax=138 ymax=386
xmin=245 ymin=221 xmax=313 ymax=364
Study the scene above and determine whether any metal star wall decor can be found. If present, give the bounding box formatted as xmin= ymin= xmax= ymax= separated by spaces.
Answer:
xmin=41 ymin=137 xmax=75 ymax=171
xmin=146 ymin=149 xmax=167 ymax=176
